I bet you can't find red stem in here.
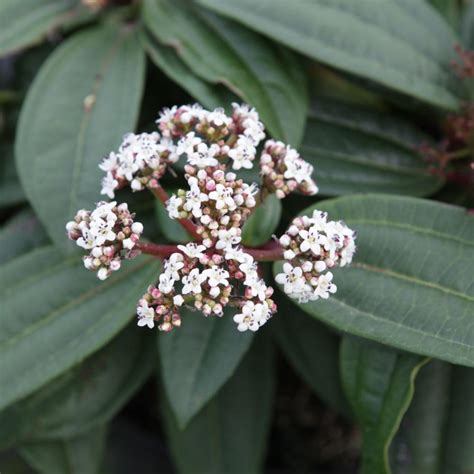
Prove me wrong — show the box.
[150,186,201,240]
[135,242,179,259]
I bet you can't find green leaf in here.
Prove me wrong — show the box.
[0,0,87,57]
[461,1,474,49]
[141,30,235,110]
[199,0,463,110]
[301,98,444,197]
[154,190,190,244]
[0,209,49,264]
[428,0,460,29]
[143,0,308,146]
[16,23,146,249]
[271,292,350,417]
[0,325,155,447]
[391,361,474,474]
[340,336,428,474]
[19,425,107,474]
[162,336,275,474]
[274,194,474,366]
[0,246,159,411]
[242,194,282,247]
[158,306,253,427]
[0,145,25,208]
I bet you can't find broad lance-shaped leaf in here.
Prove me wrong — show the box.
[162,336,275,474]
[158,306,253,428]
[0,325,155,448]
[142,0,308,146]
[391,361,474,474]
[271,291,351,418]
[461,1,474,51]
[0,145,25,209]
[141,31,236,111]
[0,246,159,411]
[18,425,107,474]
[199,0,464,110]
[274,194,474,366]
[0,0,88,57]
[301,98,444,197]
[340,336,428,474]
[16,23,145,249]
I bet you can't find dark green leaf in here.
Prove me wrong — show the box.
[302,98,444,196]
[158,306,253,427]
[19,425,107,474]
[143,0,308,145]
[242,194,282,247]
[16,23,145,248]
[340,336,428,474]
[461,1,474,49]
[274,194,474,366]
[0,246,159,411]
[0,325,154,447]
[0,209,49,264]
[0,0,87,57]
[428,0,460,29]
[199,0,463,109]
[162,336,275,474]
[391,361,474,474]
[0,145,25,208]
[271,291,351,417]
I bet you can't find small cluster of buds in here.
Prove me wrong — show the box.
[136,243,276,332]
[275,210,356,303]
[100,132,178,198]
[452,44,474,79]
[260,140,318,199]
[66,201,143,280]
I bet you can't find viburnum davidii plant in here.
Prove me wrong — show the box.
[66,103,356,332]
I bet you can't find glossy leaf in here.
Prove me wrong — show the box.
[428,0,460,28]
[301,98,444,196]
[0,145,25,208]
[271,291,351,417]
[158,307,253,427]
[163,336,275,474]
[141,30,235,110]
[143,0,308,146]
[340,336,428,474]
[199,0,463,109]
[0,0,87,57]
[274,194,474,366]
[391,361,474,474]
[16,23,145,248]
[0,246,159,411]
[19,425,107,474]
[242,194,282,247]
[461,1,474,49]
[0,325,155,448]
[0,209,49,264]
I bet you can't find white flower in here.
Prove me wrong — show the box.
[208,184,236,211]
[275,263,309,296]
[182,268,207,295]
[216,228,241,250]
[164,253,184,280]
[122,238,135,250]
[91,201,117,220]
[158,272,175,294]
[99,151,119,172]
[173,294,184,306]
[166,195,183,219]
[224,246,249,263]
[228,137,255,170]
[313,272,337,299]
[137,301,156,329]
[298,225,322,255]
[340,240,356,267]
[202,266,229,287]
[207,107,231,127]
[177,132,201,156]
[177,243,206,259]
[187,142,220,168]
[233,301,270,332]
[250,279,267,301]
[76,228,96,249]
[90,218,116,246]
[116,150,139,181]
[183,181,208,218]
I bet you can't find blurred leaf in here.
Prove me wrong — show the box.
[0,325,155,447]
[274,194,474,366]
[428,0,460,29]
[0,246,159,411]
[0,0,87,58]
[391,361,474,474]
[0,145,25,208]
[154,189,190,244]
[162,336,275,474]
[461,0,474,48]
[143,0,308,146]
[302,98,444,196]
[242,194,282,247]
[19,425,107,474]
[0,209,49,264]
[340,336,428,474]
[141,30,235,110]
[271,292,351,418]
[199,0,463,110]
[16,23,145,249]
[158,307,253,427]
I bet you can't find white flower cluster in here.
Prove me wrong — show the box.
[260,140,318,198]
[275,210,356,303]
[66,201,143,280]
[136,243,276,332]
[100,132,178,198]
